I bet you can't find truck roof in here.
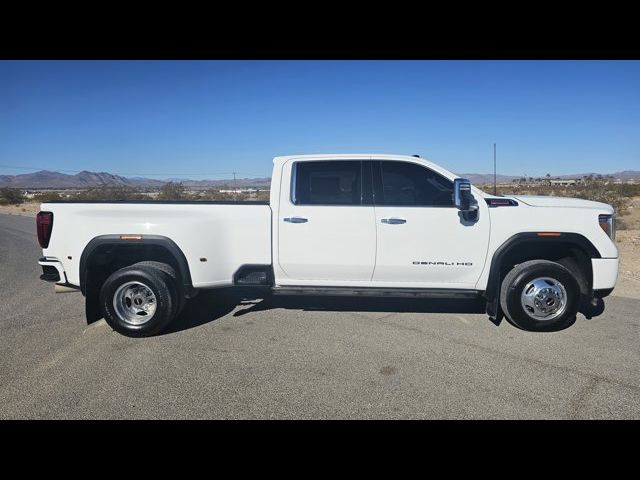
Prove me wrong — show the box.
[272,153,459,182]
[274,153,428,162]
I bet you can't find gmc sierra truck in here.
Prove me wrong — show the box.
[36,154,619,336]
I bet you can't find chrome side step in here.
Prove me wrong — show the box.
[271,286,482,299]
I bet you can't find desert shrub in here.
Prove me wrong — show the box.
[0,188,25,205]
[32,191,64,202]
[158,182,188,201]
[572,188,630,217]
[616,217,629,231]
[197,188,270,202]
[493,180,633,218]
[74,186,145,201]
[199,188,232,201]
[614,183,640,198]
[255,190,270,202]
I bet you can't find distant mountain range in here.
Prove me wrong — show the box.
[0,169,638,189]
[0,170,271,189]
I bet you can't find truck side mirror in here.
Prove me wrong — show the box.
[454,178,479,221]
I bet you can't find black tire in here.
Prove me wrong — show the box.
[131,261,186,316]
[500,260,580,332]
[556,256,606,319]
[557,256,590,316]
[99,264,177,337]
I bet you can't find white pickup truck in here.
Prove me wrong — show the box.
[36,154,619,336]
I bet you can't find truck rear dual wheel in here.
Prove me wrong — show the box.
[500,260,580,332]
[131,261,186,316]
[99,263,179,337]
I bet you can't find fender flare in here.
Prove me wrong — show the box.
[484,232,601,303]
[79,234,193,296]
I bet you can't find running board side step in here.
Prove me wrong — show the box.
[271,286,482,299]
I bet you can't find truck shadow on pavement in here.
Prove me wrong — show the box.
[163,289,487,334]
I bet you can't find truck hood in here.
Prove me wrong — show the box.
[509,195,614,212]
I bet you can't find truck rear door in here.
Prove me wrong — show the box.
[277,159,376,281]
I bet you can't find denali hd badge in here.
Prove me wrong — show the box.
[412,261,473,266]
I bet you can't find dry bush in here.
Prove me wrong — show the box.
[490,177,638,229]
[198,188,270,202]
[158,182,188,201]
[616,217,630,230]
[255,190,270,202]
[32,191,65,202]
[199,188,233,201]
[0,188,25,205]
[74,186,145,201]
[32,184,271,203]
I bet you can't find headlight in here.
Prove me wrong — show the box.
[599,214,615,240]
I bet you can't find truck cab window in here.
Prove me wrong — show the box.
[377,161,454,207]
[293,161,362,205]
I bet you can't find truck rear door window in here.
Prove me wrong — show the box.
[292,161,362,205]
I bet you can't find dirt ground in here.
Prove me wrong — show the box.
[3,199,638,299]
[0,202,41,216]
[614,196,640,299]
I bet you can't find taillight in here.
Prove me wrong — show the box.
[36,211,54,248]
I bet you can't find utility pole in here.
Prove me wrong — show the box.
[233,172,237,192]
[493,143,497,195]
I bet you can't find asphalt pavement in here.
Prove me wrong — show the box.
[1,213,639,419]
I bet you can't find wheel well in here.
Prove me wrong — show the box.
[85,243,181,285]
[485,233,599,313]
[484,239,596,323]
[80,236,193,323]
[497,241,592,295]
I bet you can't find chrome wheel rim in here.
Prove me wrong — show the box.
[113,281,157,325]
[520,276,568,321]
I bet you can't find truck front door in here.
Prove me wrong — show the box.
[371,159,490,288]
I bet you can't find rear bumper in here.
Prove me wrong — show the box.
[38,257,66,283]
[591,257,619,291]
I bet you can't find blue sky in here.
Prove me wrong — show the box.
[1,60,638,179]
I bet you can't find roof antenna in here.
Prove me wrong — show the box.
[493,143,497,196]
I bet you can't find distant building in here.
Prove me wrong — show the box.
[550,179,577,186]
[219,188,269,193]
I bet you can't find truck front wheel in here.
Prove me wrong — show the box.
[499,260,580,332]
[99,265,177,337]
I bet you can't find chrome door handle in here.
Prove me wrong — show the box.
[381,218,406,224]
[284,217,308,223]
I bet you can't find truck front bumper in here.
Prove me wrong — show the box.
[591,257,619,296]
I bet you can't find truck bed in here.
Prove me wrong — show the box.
[45,200,270,205]
[41,201,273,289]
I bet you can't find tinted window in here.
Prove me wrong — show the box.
[378,161,453,206]
[293,161,362,205]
